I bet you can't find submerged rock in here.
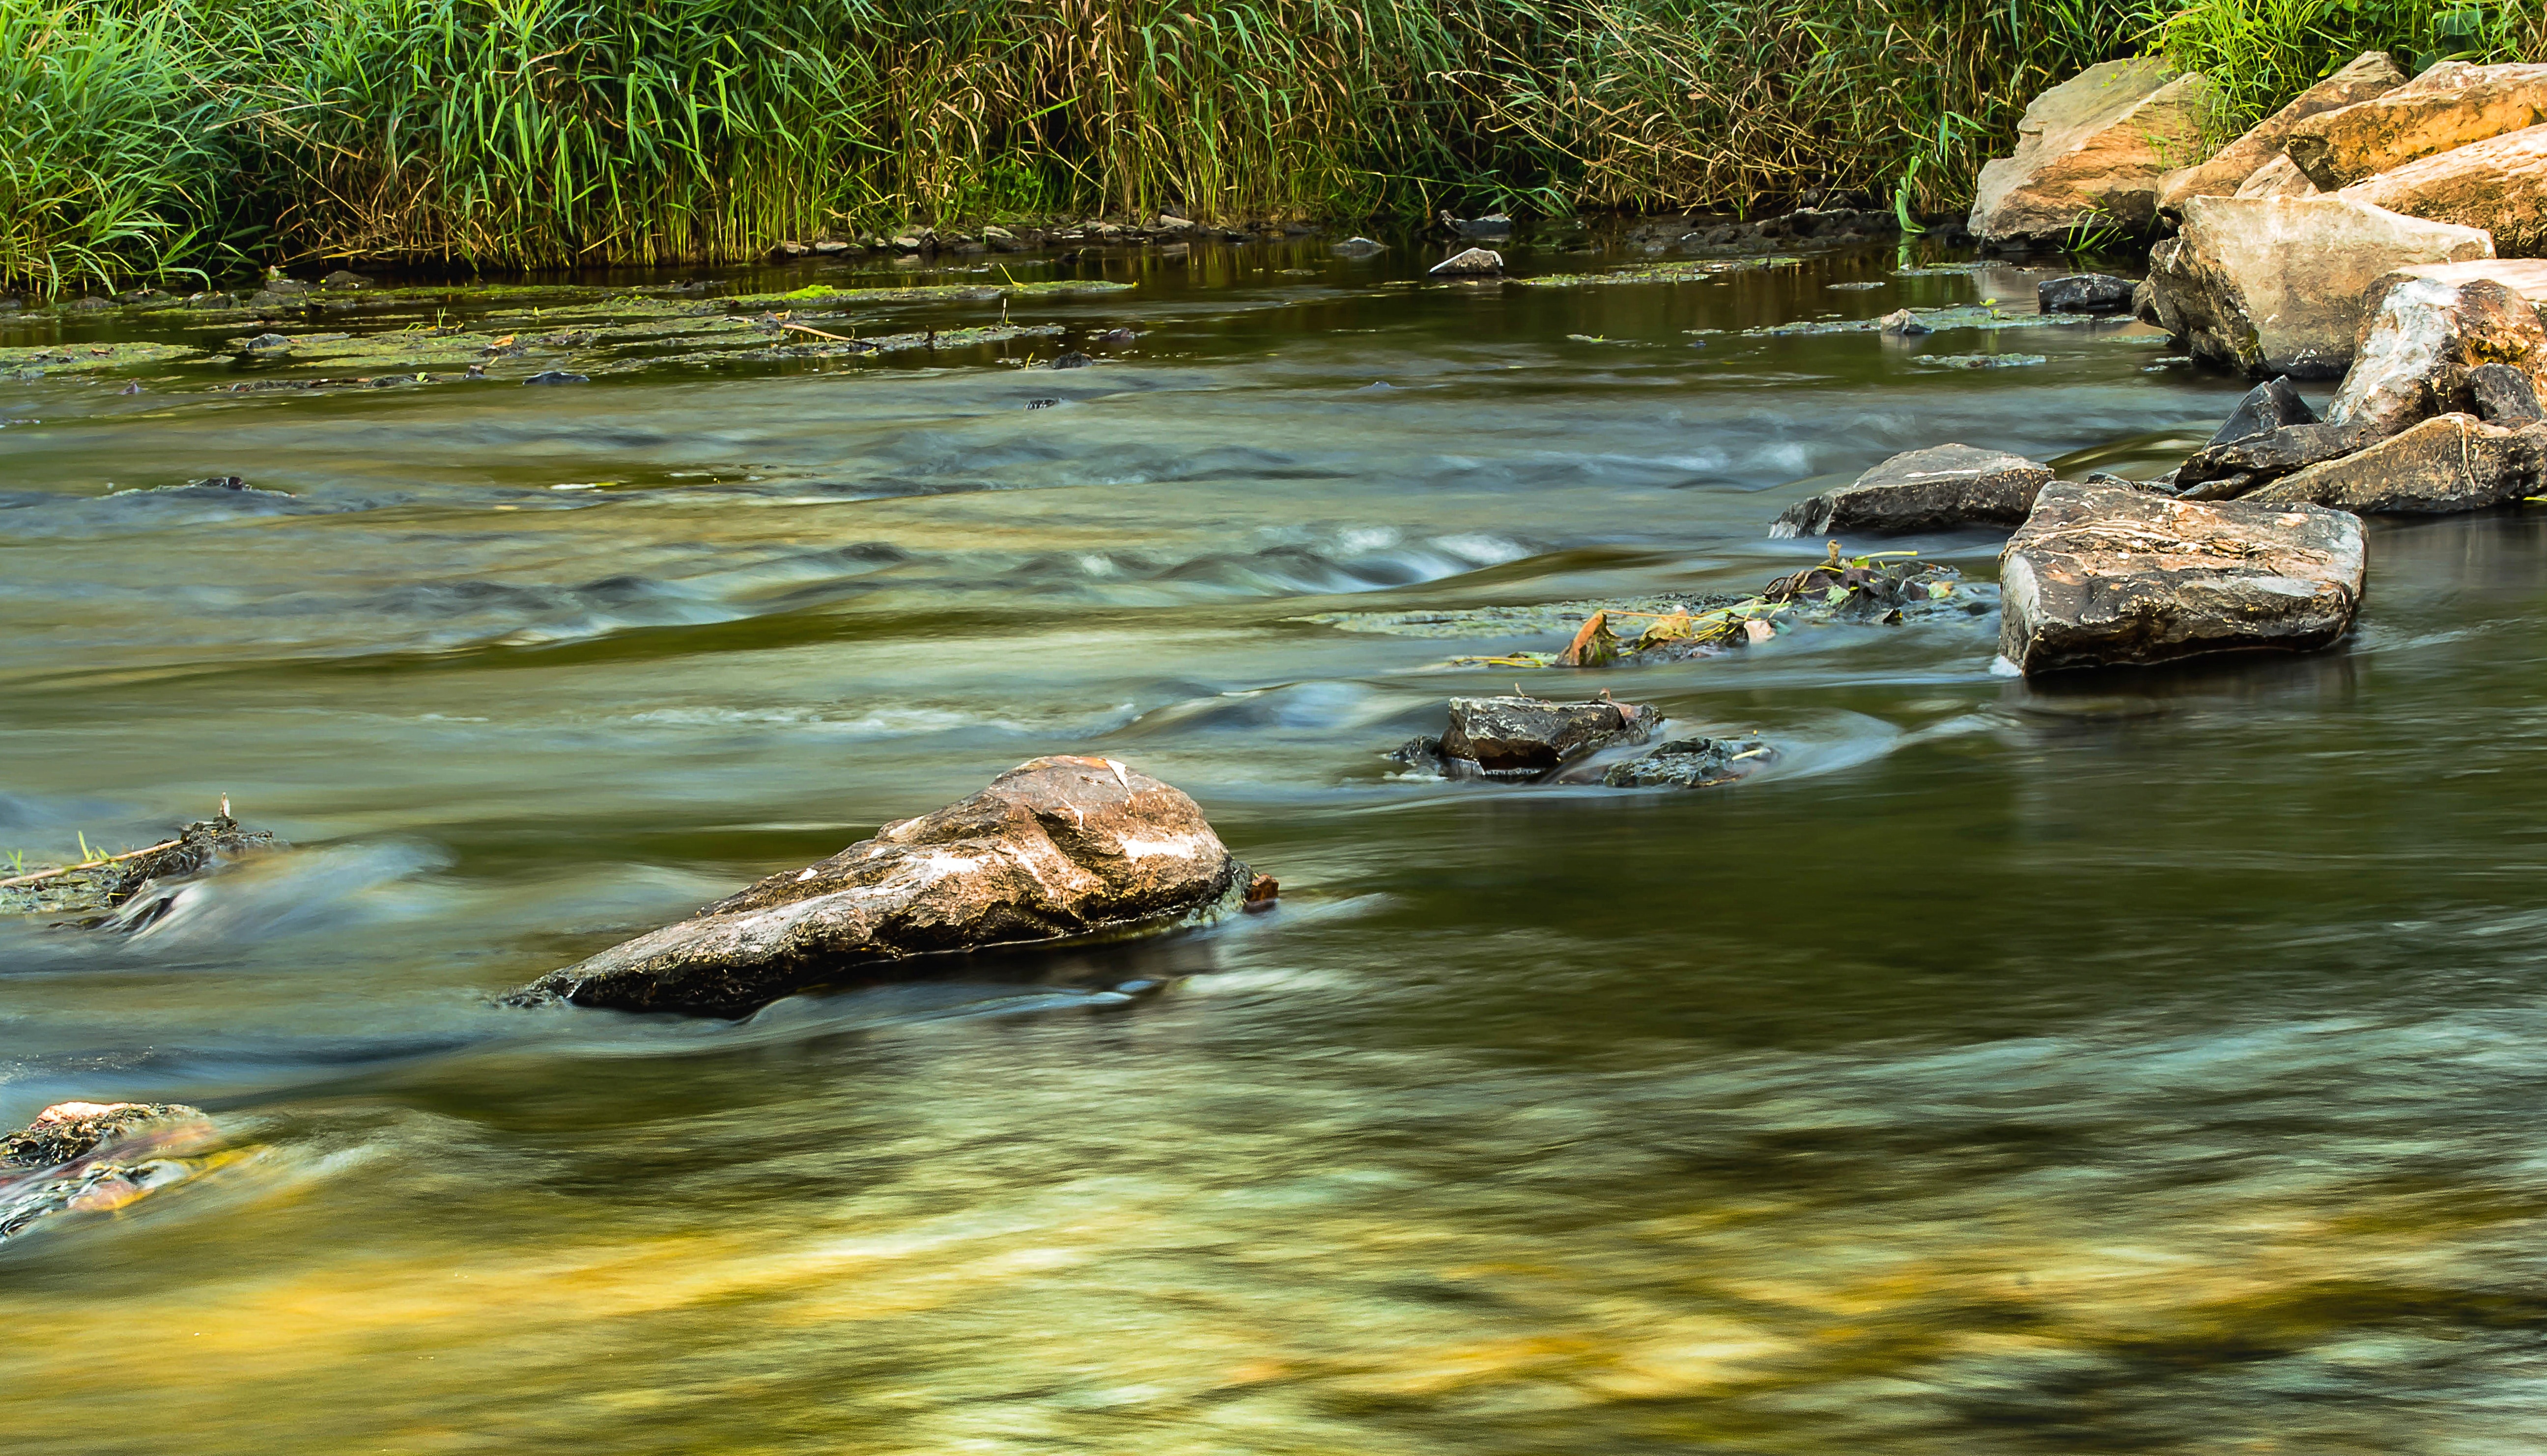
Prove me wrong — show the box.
[1969,58,2215,243]
[1332,237,1386,256]
[1772,444,2052,537]
[1394,696,1658,781]
[2247,412,2545,512]
[1,1101,214,1242]
[1600,736,1775,788]
[1442,695,1657,776]
[523,369,589,385]
[1430,247,1504,277]
[2037,273,2136,313]
[509,756,1250,1016]
[1998,482,2366,674]
[2286,60,2547,191]
[319,269,372,290]
[2159,51,2407,208]
[2328,273,2547,440]
[2148,195,2493,376]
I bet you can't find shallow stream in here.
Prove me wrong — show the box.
[7,227,2546,1453]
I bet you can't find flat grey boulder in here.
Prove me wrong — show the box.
[2247,412,2544,512]
[1773,444,2053,537]
[1970,59,2215,242]
[2159,51,2407,208]
[510,756,1249,1016]
[1998,482,2366,674]
[2147,195,2493,376]
[2286,60,2547,190]
[2329,272,2547,440]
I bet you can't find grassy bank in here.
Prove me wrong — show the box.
[1,0,2537,290]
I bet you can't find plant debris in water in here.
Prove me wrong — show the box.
[1302,546,1984,668]
[1515,257,1802,288]
[1913,352,2048,369]
[1745,304,2097,338]
[0,813,278,924]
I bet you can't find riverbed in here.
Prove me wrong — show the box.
[7,227,2546,1452]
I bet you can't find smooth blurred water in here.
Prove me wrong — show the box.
[9,228,2547,1453]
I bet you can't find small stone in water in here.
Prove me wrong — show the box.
[524,370,589,385]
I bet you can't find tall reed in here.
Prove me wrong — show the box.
[3,0,2543,290]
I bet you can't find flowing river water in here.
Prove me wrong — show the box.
[6,228,2547,1453]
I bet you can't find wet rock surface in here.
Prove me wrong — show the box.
[2149,195,2494,376]
[1425,695,1658,779]
[2330,274,2547,440]
[1599,736,1775,789]
[2248,412,2545,512]
[2469,361,2546,422]
[1430,247,1504,277]
[2174,421,2377,500]
[0,1102,215,1242]
[1999,482,2367,674]
[509,757,1249,1016]
[1773,444,2053,537]
[2037,273,2136,313]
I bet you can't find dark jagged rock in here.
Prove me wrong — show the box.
[508,756,1249,1017]
[2247,412,2546,513]
[1332,237,1385,256]
[1048,351,1094,369]
[2210,376,2319,445]
[0,1101,214,1242]
[319,269,371,289]
[2174,421,2376,498]
[1999,482,2365,674]
[1399,695,1658,780]
[2468,362,2546,424]
[1600,736,1775,788]
[2132,278,2162,325]
[2038,273,2137,313]
[523,370,589,385]
[1772,444,2052,537]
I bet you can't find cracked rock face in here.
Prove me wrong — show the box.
[1998,483,2366,674]
[511,756,1247,1016]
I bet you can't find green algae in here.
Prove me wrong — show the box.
[1745,304,2100,338]
[728,279,1136,308]
[1514,256,1804,287]
[0,340,203,377]
[1911,352,2048,369]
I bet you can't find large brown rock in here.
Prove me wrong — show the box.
[2327,273,2547,439]
[2286,60,2547,190]
[2147,195,2493,376]
[2160,51,2406,208]
[510,757,1250,1016]
[1998,483,2366,674]
[1970,59,2217,243]
[2234,154,2320,198]
[1772,444,2052,537]
[2246,412,2544,512]
[2339,122,2547,254]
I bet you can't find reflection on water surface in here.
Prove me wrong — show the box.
[6,229,2546,1453]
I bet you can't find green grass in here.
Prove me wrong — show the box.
[1,0,2538,291]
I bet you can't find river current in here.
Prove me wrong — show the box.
[6,229,2546,1453]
